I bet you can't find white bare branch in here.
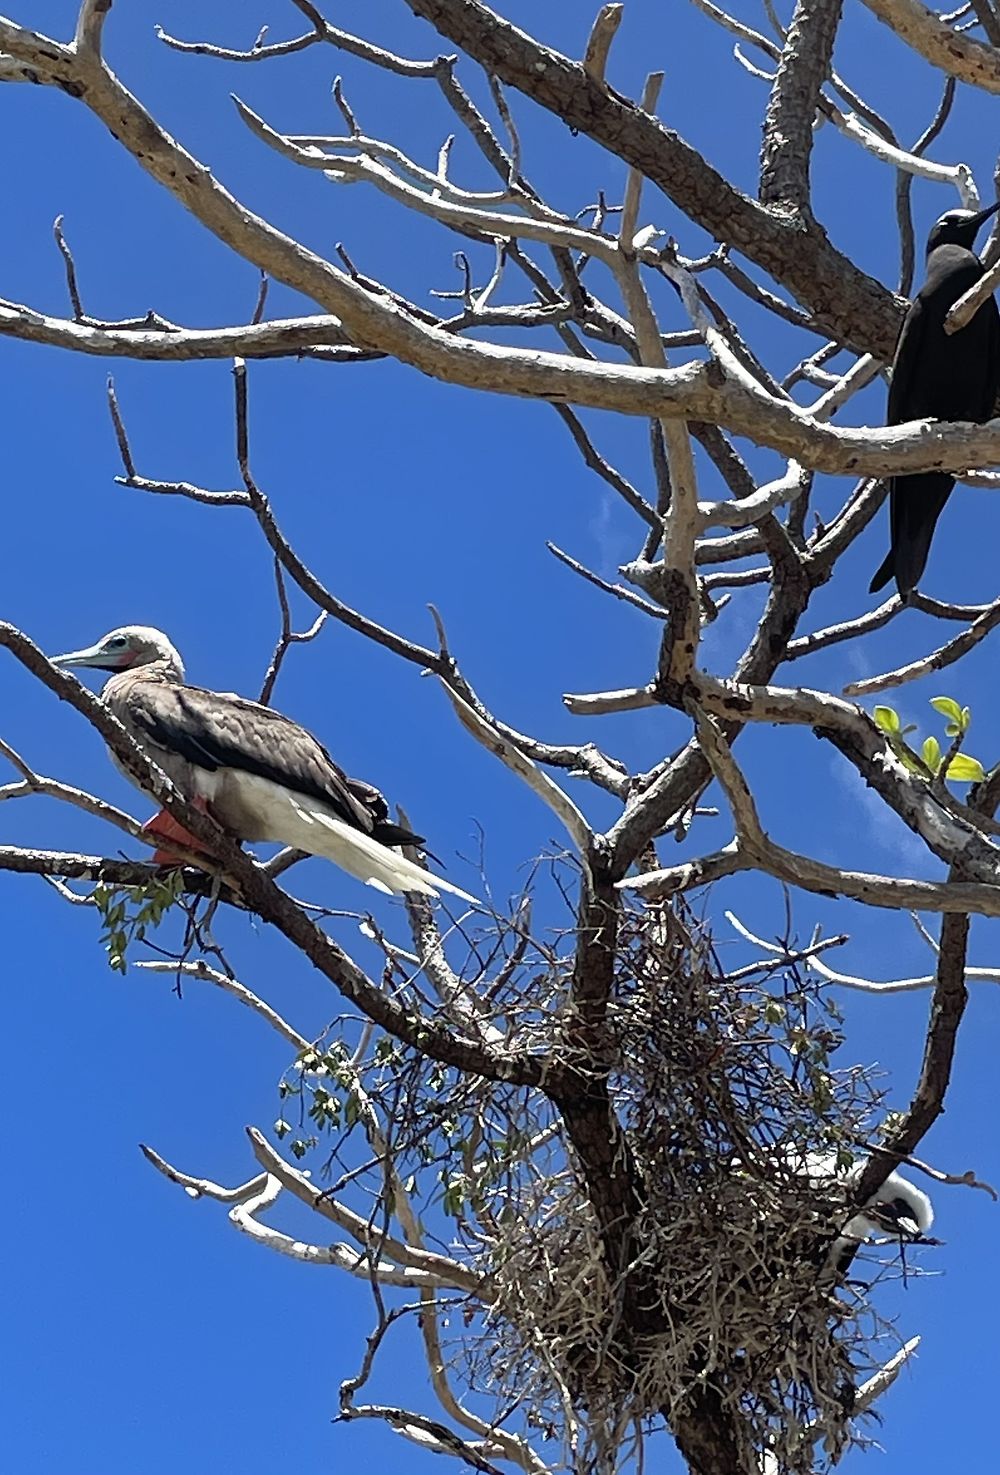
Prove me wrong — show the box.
[437,681,594,861]
[133,959,312,1051]
[247,1128,489,1297]
[946,253,1000,333]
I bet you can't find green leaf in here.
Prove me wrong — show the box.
[930,695,963,725]
[442,1179,466,1218]
[944,753,986,783]
[873,705,900,734]
[922,735,941,772]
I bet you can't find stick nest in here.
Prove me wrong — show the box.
[461,901,917,1473]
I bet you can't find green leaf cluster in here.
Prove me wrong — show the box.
[92,873,184,973]
[872,695,987,783]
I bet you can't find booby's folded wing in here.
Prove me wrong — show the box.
[121,679,424,846]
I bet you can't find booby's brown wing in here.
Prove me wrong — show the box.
[123,679,424,845]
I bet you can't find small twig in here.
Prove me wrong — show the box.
[332,74,360,136]
[547,543,667,618]
[251,271,269,325]
[140,1143,267,1203]
[155,25,323,63]
[784,597,902,660]
[550,405,658,528]
[486,73,521,184]
[853,1338,920,1417]
[52,215,83,319]
[808,951,1000,992]
[134,959,311,1051]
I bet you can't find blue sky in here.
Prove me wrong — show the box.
[1,2,998,1471]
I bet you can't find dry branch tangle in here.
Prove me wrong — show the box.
[403,0,904,355]
[1,14,999,482]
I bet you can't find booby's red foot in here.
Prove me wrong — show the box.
[142,801,214,866]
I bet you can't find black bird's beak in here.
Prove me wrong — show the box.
[971,198,1000,232]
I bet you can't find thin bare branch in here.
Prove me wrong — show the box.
[583,5,625,85]
[75,0,112,56]
[134,959,311,1052]
[437,681,594,861]
[844,596,1000,696]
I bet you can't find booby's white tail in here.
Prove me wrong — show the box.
[286,796,478,905]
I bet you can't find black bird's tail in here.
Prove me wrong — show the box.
[869,473,954,597]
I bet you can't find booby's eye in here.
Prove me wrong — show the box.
[106,635,128,650]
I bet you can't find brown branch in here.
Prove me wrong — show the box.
[0,299,357,359]
[0,844,212,890]
[75,0,111,55]
[784,596,901,660]
[759,0,845,210]
[550,404,657,527]
[971,0,1000,45]
[861,0,1000,90]
[854,760,1000,1210]
[156,26,322,64]
[896,75,956,295]
[547,543,667,618]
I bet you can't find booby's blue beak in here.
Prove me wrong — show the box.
[50,635,130,671]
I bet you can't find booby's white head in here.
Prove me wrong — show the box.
[51,626,184,681]
[777,1148,934,1243]
[844,1164,934,1242]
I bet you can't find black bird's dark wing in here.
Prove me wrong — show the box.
[869,471,954,595]
[873,222,1000,596]
[124,680,424,847]
[870,298,942,594]
[872,266,965,596]
[886,296,927,427]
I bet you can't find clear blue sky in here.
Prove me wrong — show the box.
[2,3,998,1471]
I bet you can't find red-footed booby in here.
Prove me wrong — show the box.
[51,625,476,904]
[785,1149,934,1265]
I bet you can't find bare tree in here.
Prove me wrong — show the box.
[2,3,999,1472]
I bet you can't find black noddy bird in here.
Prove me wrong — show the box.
[870,200,1000,598]
[51,625,477,903]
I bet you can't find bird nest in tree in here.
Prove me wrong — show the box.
[460,901,916,1474]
